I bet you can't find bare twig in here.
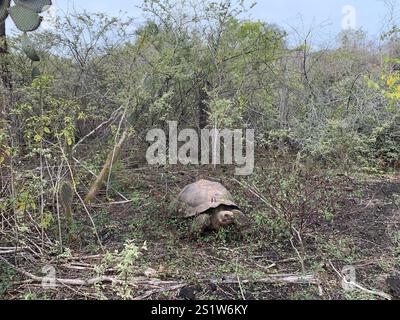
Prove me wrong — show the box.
[73,105,124,151]
[232,178,282,215]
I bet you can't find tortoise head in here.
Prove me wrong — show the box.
[211,210,235,229]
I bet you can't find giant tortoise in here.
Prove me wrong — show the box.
[176,179,251,237]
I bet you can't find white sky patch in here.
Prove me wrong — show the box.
[40,5,58,31]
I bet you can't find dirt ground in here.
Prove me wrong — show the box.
[1,160,399,300]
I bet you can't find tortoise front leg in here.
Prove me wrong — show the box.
[191,214,211,238]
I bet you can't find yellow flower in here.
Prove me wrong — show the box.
[386,76,396,87]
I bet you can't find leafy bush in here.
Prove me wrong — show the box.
[94,240,147,300]
[259,129,301,154]
[303,120,370,168]
[248,168,355,238]
[0,262,15,298]
[370,115,400,168]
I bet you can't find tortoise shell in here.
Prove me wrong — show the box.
[177,179,238,218]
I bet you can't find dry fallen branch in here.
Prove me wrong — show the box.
[0,255,183,288]
[0,247,28,255]
[329,260,392,300]
[0,255,320,297]
[211,273,320,286]
[0,250,22,255]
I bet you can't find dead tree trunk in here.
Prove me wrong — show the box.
[84,128,129,203]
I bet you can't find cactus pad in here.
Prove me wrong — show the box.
[16,0,52,13]
[0,0,10,23]
[21,33,40,61]
[9,4,43,32]
[31,66,41,78]
[60,182,74,207]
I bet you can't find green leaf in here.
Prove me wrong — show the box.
[39,211,54,229]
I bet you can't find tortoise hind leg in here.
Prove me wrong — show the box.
[190,214,211,239]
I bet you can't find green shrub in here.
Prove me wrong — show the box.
[259,129,301,154]
[369,115,400,168]
[304,120,370,168]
